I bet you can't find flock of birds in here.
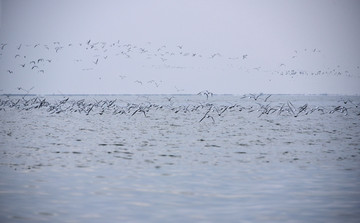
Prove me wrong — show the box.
[1,40,358,86]
[0,92,358,124]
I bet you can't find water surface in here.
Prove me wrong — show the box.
[0,94,359,222]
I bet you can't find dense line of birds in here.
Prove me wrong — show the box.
[1,92,358,123]
[1,40,358,80]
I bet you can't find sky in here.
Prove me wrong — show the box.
[0,0,360,95]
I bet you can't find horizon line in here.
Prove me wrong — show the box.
[1,93,359,97]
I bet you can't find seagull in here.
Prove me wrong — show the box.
[199,105,215,123]
[17,87,34,93]
[165,96,174,102]
[148,80,159,87]
[249,93,263,100]
[55,47,62,52]
[175,86,184,92]
[198,90,214,99]
[253,67,261,71]
[93,58,99,64]
[7,70,13,74]
[242,54,248,59]
[0,43,7,50]
[264,94,272,102]
[210,53,221,58]
[134,80,143,85]
[131,108,148,117]
[31,65,39,70]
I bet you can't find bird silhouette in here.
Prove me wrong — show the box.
[134,80,143,85]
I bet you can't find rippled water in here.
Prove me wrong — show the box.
[0,94,360,223]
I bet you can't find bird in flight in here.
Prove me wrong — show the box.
[165,96,174,102]
[175,86,184,92]
[148,80,160,87]
[134,80,143,85]
[198,90,214,99]
[0,43,7,50]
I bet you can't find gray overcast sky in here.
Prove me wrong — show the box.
[0,0,360,94]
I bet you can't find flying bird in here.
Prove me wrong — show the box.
[198,90,214,99]
[0,43,7,50]
[175,86,184,92]
[17,87,34,93]
[134,80,143,85]
[165,96,174,102]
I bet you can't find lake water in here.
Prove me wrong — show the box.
[0,94,359,222]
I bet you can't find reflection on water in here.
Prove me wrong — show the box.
[0,95,360,222]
